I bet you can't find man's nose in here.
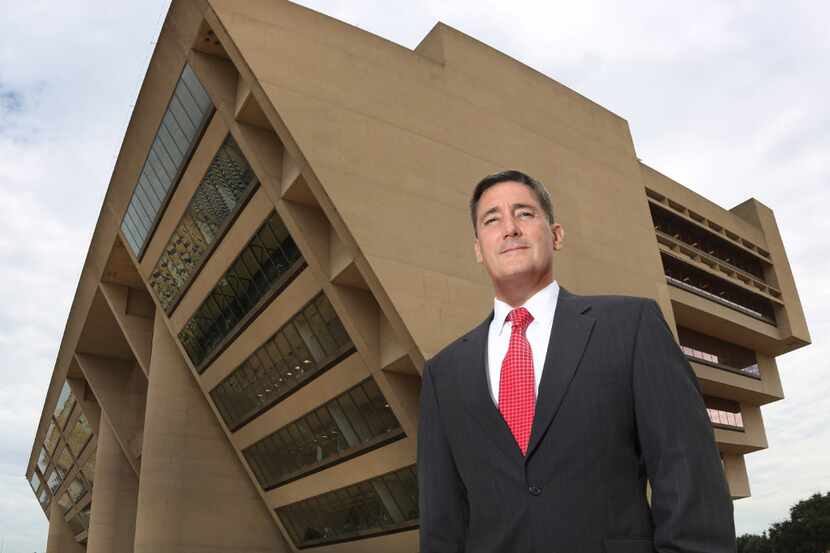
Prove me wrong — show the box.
[503,214,521,237]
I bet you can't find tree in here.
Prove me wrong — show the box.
[737,532,773,553]
[768,492,830,553]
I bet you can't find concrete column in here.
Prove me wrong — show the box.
[45,500,85,553]
[133,310,290,553]
[86,416,138,553]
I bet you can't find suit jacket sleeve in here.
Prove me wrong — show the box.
[417,359,469,553]
[632,299,736,553]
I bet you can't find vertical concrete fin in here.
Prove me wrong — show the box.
[74,353,145,475]
[86,417,138,553]
[134,310,291,553]
[45,499,86,553]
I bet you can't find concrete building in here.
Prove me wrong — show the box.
[25,1,810,551]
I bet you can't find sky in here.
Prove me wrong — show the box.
[1,1,827,551]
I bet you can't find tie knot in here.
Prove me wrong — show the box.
[507,307,533,333]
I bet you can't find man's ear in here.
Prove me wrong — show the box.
[474,238,483,263]
[551,223,565,251]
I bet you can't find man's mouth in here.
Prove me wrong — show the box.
[501,245,528,254]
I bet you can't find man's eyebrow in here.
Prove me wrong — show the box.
[479,206,500,221]
[478,203,538,222]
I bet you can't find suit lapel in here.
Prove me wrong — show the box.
[458,315,525,465]
[524,287,596,461]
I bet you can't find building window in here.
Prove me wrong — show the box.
[36,446,49,473]
[210,293,354,431]
[44,421,60,453]
[650,202,765,279]
[55,445,74,479]
[57,492,73,513]
[55,383,75,429]
[662,252,776,324]
[277,464,419,548]
[67,477,87,504]
[66,413,93,457]
[120,63,214,257]
[28,471,41,494]
[704,396,744,430]
[178,211,305,371]
[678,327,760,378]
[244,377,405,490]
[66,503,92,537]
[46,468,62,494]
[149,134,259,312]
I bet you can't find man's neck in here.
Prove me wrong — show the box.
[494,273,554,308]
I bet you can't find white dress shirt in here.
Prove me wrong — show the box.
[486,280,560,406]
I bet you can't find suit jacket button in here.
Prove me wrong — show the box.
[528,485,542,496]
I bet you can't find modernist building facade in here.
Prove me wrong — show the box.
[26,1,811,552]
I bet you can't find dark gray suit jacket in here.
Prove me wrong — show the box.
[417,286,736,553]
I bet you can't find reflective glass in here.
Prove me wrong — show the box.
[47,468,62,494]
[54,383,75,428]
[277,465,418,547]
[44,421,60,453]
[38,487,49,506]
[28,471,41,493]
[121,63,213,256]
[210,293,353,431]
[68,478,87,503]
[36,447,49,473]
[57,492,73,513]
[55,446,74,478]
[178,211,304,370]
[66,413,92,456]
[244,377,404,490]
[149,135,258,311]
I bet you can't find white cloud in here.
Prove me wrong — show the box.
[1,0,827,549]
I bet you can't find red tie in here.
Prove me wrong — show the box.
[499,307,536,456]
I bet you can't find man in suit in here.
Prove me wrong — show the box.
[417,170,736,553]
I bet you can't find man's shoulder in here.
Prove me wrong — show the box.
[559,286,656,317]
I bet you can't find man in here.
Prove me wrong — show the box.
[417,170,735,553]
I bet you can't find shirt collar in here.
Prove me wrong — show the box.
[494,279,560,337]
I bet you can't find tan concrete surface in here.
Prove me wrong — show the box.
[133,310,289,553]
[86,417,138,553]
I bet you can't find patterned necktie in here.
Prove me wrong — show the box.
[498,307,536,456]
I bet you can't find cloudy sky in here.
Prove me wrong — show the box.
[1,1,827,551]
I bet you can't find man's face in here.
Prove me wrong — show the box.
[473,181,564,289]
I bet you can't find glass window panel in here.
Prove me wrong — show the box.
[55,446,73,478]
[57,492,73,513]
[38,487,49,506]
[121,63,213,256]
[44,422,60,453]
[211,293,354,431]
[276,465,418,548]
[178,211,304,370]
[66,414,93,457]
[243,378,402,489]
[67,478,87,503]
[37,447,49,473]
[167,94,198,136]
[47,468,63,494]
[28,471,42,493]
[55,386,76,429]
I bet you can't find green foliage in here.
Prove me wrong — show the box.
[739,491,830,553]
[737,532,773,553]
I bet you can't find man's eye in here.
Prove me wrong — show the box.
[483,217,497,225]
[518,211,534,218]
